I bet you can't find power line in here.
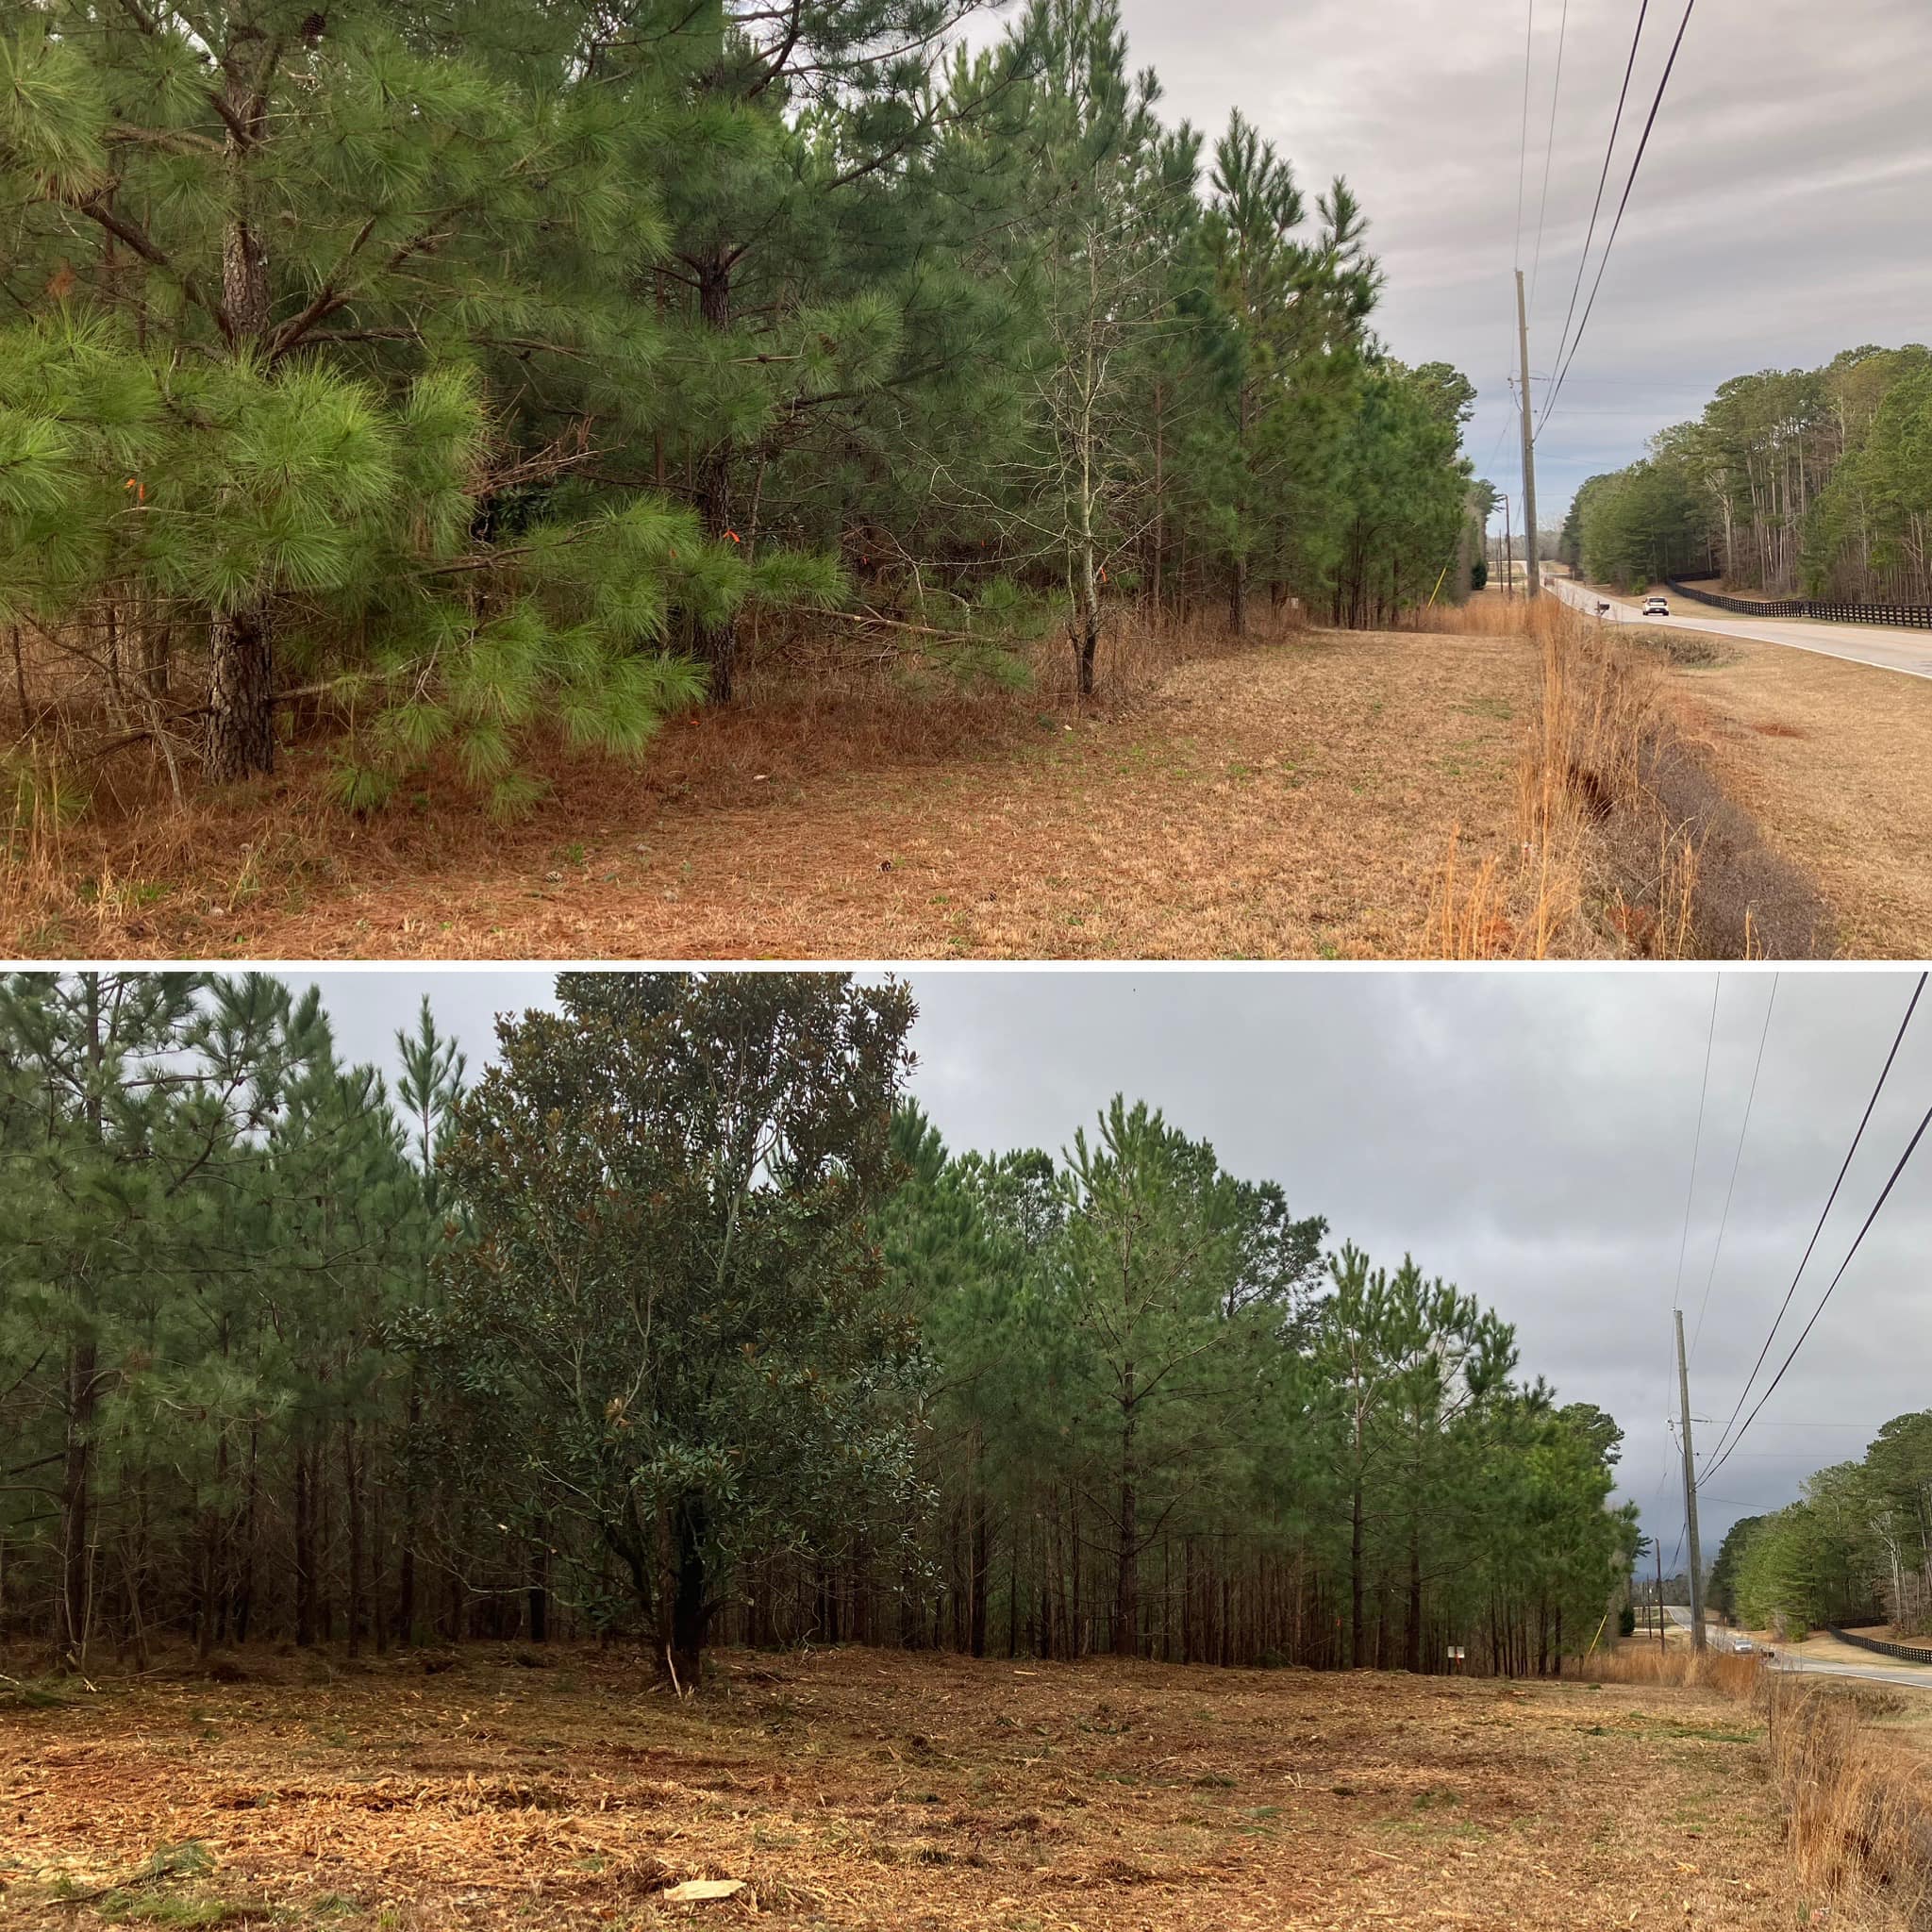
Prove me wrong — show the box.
[1526,0,1572,310]
[1537,0,1696,438]
[1542,0,1649,401]
[1703,1021,1932,1488]
[1670,975,1722,1310]
[1524,375,1714,392]
[1514,0,1536,267]
[1700,972,1925,1474]
[1688,973,1777,1364]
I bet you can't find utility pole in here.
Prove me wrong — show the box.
[1674,1308,1707,1653]
[1515,269,1541,600]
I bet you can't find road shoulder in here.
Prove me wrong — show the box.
[1655,638,1932,957]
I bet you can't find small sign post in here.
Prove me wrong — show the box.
[1446,1645,1466,1674]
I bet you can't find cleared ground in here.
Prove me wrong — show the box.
[0,1646,1807,1931]
[6,629,1529,961]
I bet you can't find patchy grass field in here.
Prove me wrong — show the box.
[4,628,1530,961]
[2,1645,1811,1930]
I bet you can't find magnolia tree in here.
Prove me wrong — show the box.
[437,971,922,1687]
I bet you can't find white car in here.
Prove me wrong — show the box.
[1641,595,1671,617]
[1727,1637,1755,1654]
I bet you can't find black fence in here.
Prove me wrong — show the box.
[1824,1624,1932,1666]
[1664,579,1932,631]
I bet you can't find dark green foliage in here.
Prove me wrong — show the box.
[1721,1412,1932,1637]
[0,973,1633,1683]
[436,973,921,1682]
[0,1,828,794]
[1571,344,1932,599]
[1709,1513,1763,1623]
[0,969,434,1664]
[0,0,1480,804]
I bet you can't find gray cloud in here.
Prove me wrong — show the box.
[294,965,1932,1566]
[1104,0,1932,521]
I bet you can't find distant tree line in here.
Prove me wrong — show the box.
[0,0,1483,804]
[0,972,1636,1684]
[1709,1414,1932,1641]
[1558,345,1932,599]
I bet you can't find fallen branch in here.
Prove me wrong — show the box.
[808,607,980,643]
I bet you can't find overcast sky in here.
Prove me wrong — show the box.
[293,965,1932,1569]
[1089,0,1932,526]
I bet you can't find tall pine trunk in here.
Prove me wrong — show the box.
[344,1418,364,1658]
[235,1424,258,1645]
[204,52,277,780]
[1406,1519,1423,1674]
[1113,1368,1138,1657]
[58,975,107,1669]
[969,1474,990,1660]
[1228,386,1249,636]
[293,1446,316,1647]
[1349,1472,1365,1667]
[692,255,741,701]
[59,1340,96,1666]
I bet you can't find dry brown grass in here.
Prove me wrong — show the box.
[1657,637,1932,959]
[1410,594,1829,958]
[1590,1642,1932,1930]
[2,615,1535,961]
[1,1642,1815,1930]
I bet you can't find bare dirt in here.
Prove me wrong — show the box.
[1,1644,1808,1930]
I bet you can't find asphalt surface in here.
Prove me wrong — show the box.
[1771,1653,1932,1693]
[1659,1605,1932,1693]
[1547,575,1932,682]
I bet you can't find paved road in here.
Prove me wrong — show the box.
[1770,1653,1932,1694]
[1547,575,1932,682]
[1660,1605,1932,1693]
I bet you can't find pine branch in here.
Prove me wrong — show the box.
[56,185,236,341]
[267,223,457,361]
[105,123,225,158]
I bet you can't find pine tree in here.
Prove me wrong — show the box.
[0,970,330,1664]
[0,4,810,799]
[606,0,1021,698]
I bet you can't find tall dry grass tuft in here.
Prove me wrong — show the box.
[1410,591,1824,958]
[1588,1638,1766,1700]
[1589,1645,1932,1928]
[1414,595,1612,956]
[1770,1680,1932,1927]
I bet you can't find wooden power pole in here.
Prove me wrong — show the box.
[1515,269,1541,600]
[1674,1308,1707,1653]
